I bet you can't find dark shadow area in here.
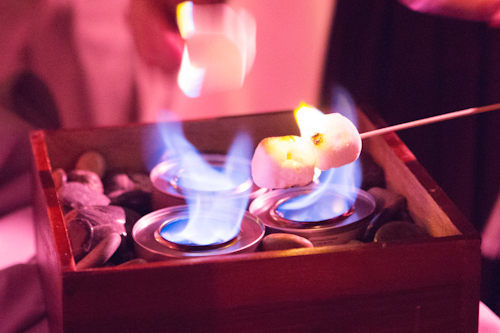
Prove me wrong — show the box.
[322,0,500,315]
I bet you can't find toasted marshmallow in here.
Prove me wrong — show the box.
[251,136,316,189]
[310,113,361,170]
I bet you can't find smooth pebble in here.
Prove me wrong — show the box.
[117,258,148,267]
[262,233,313,251]
[363,187,408,241]
[75,151,106,178]
[104,173,135,194]
[64,205,127,261]
[374,221,430,243]
[76,233,122,270]
[51,168,67,189]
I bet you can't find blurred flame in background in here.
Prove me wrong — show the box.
[176,1,256,98]
[155,110,252,245]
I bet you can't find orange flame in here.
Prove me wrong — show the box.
[294,102,327,140]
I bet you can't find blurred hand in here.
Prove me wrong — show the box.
[127,0,226,74]
[399,0,500,26]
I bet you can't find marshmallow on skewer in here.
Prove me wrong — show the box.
[310,113,362,170]
[295,104,361,170]
[251,136,316,189]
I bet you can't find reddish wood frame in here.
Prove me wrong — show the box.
[31,110,481,332]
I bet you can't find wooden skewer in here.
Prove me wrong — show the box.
[359,103,500,140]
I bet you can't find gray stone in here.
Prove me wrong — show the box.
[68,169,104,193]
[58,182,111,213]
[51,168,67,190]
[374,221,431,243]
[108,189,152,217]
[75,151,106,178]
[76,233,122,270]
[104,173,135,194]
[64,205,127,261]
[129,173,153,193]
[118,258,148,267]
[65,217,93,260]
[363,187,409,242]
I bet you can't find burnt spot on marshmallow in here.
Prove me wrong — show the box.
[312,133,323,146]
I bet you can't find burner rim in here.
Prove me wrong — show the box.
[150,154,261,199]
[249,184,376,235]
[132,205,265,260]
[154,216,239,252]
[270,192,355,228]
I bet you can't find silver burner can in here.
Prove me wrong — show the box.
[132,205,265,261]
[249,184,376,247]
[150,154,268,210]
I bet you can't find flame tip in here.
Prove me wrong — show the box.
[177,1,194,39]
[294,103,326,138]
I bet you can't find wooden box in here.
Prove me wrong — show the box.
[31,109,481,332]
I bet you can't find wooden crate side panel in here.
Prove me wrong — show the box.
[364,133,461,237]
[62,239,480,332]
[33,173,64,333]
[42,125,160,173]
[30,131,65,333]
[64,287,463,333]
[181,110,301,152]
[30,131,75,270]
[33,110,482,332]
[42,111,300,173]
[358,109,478,238]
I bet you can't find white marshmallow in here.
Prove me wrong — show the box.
[251,136,316,189]
[309,113,362,170]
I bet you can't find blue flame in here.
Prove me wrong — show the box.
[155,111,252,245]
[278,87,362,220]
